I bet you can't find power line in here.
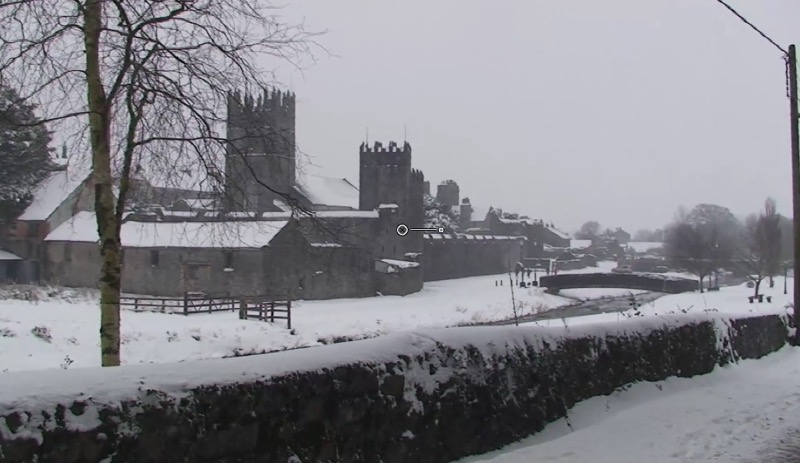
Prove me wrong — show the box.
[714,0,788,55]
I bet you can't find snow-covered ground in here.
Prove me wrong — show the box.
[558,288,649,301]
[525,277,792,328]
[457,345,800,463]
[0,261,710,373]
[0,274,574,373]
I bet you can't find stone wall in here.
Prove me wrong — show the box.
[0,312,789,463]
[422,234,525,282]
[540,272,700,294]
[376,265,423,296]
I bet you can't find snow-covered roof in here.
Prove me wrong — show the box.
[294,175,359,209]
[570,239,592,249]
[17,168,90,221]
[46,211,288,248]
[547,226,571,239]
[628,241,664,253]
[176,198,216,210]
[0,249,21,261]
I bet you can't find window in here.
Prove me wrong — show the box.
[150,250,160,266]
[28,223,39,238]
[63,245,72,262]
[223,251,234,269]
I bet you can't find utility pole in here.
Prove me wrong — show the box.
[789,45,800,344]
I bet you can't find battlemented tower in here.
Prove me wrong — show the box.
[224,88,296,212]
[359,141,424,258]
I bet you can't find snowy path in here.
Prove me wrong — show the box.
[457,347,800,463]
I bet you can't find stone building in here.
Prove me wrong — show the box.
[5,86,567,297]
[436,180,459,208]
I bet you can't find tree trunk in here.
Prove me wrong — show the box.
[699,275,705,293]
[770,275,775,288]
[754,279,761,298]
[84,0,121,367]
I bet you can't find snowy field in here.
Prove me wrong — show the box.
[0,273,574,373]
[525,277,792,328]
[458,345,800,463]
[0,261,708,373]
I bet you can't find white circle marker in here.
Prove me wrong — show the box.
[438,227,445,233]
[396,224,409,236]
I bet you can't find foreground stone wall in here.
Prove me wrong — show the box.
[0,313,789,463]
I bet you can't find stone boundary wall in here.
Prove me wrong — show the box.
[0,312,790,463]
[540,272,700,294]
[422,234,525,282]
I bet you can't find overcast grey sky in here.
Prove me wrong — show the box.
[273,0,800,234]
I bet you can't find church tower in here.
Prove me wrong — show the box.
[224,88,296,212]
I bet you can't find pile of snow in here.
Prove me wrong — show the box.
[458,345,800,463]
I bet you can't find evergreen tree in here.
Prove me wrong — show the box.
[0,82,55,222]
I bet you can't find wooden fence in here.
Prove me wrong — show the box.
[238,299,292,329]
[119,292,292,328]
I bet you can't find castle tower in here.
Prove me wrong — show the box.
[359,140,423,258]
[224,88,296,212]
[436,180,459,207]
[460,197,473,230]
[359,141,412,212]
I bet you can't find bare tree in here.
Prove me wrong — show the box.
[664,221,714,292]
[0,0,321,366]
[739,213,769,298]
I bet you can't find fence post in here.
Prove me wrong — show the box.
[238,299,245,320]
[183,292,189,316]
[287,300,292,330]
[270,301,275,323]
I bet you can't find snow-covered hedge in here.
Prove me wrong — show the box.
[0,312,789,463]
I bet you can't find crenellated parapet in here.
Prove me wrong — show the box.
[227,87,295,118]
[359,140,411,154]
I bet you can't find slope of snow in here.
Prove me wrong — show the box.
[0,249,21,261]
[294,175,359,209]
[17,169,89,221]
[457,345,800,463]
[45,211,289,248]
[0,275,574,373]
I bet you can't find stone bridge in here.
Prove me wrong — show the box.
[539,272,699,294]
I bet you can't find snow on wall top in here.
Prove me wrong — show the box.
[45,211,288,248]
[17,168,90,221]
[0,249,21,261]
[628,241,664,253]
[294,175,359,209]
[0,312,779,415]
[424,233,525,241]
[380,258,420,269]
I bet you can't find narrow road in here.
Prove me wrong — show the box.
[479,291,666,326]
